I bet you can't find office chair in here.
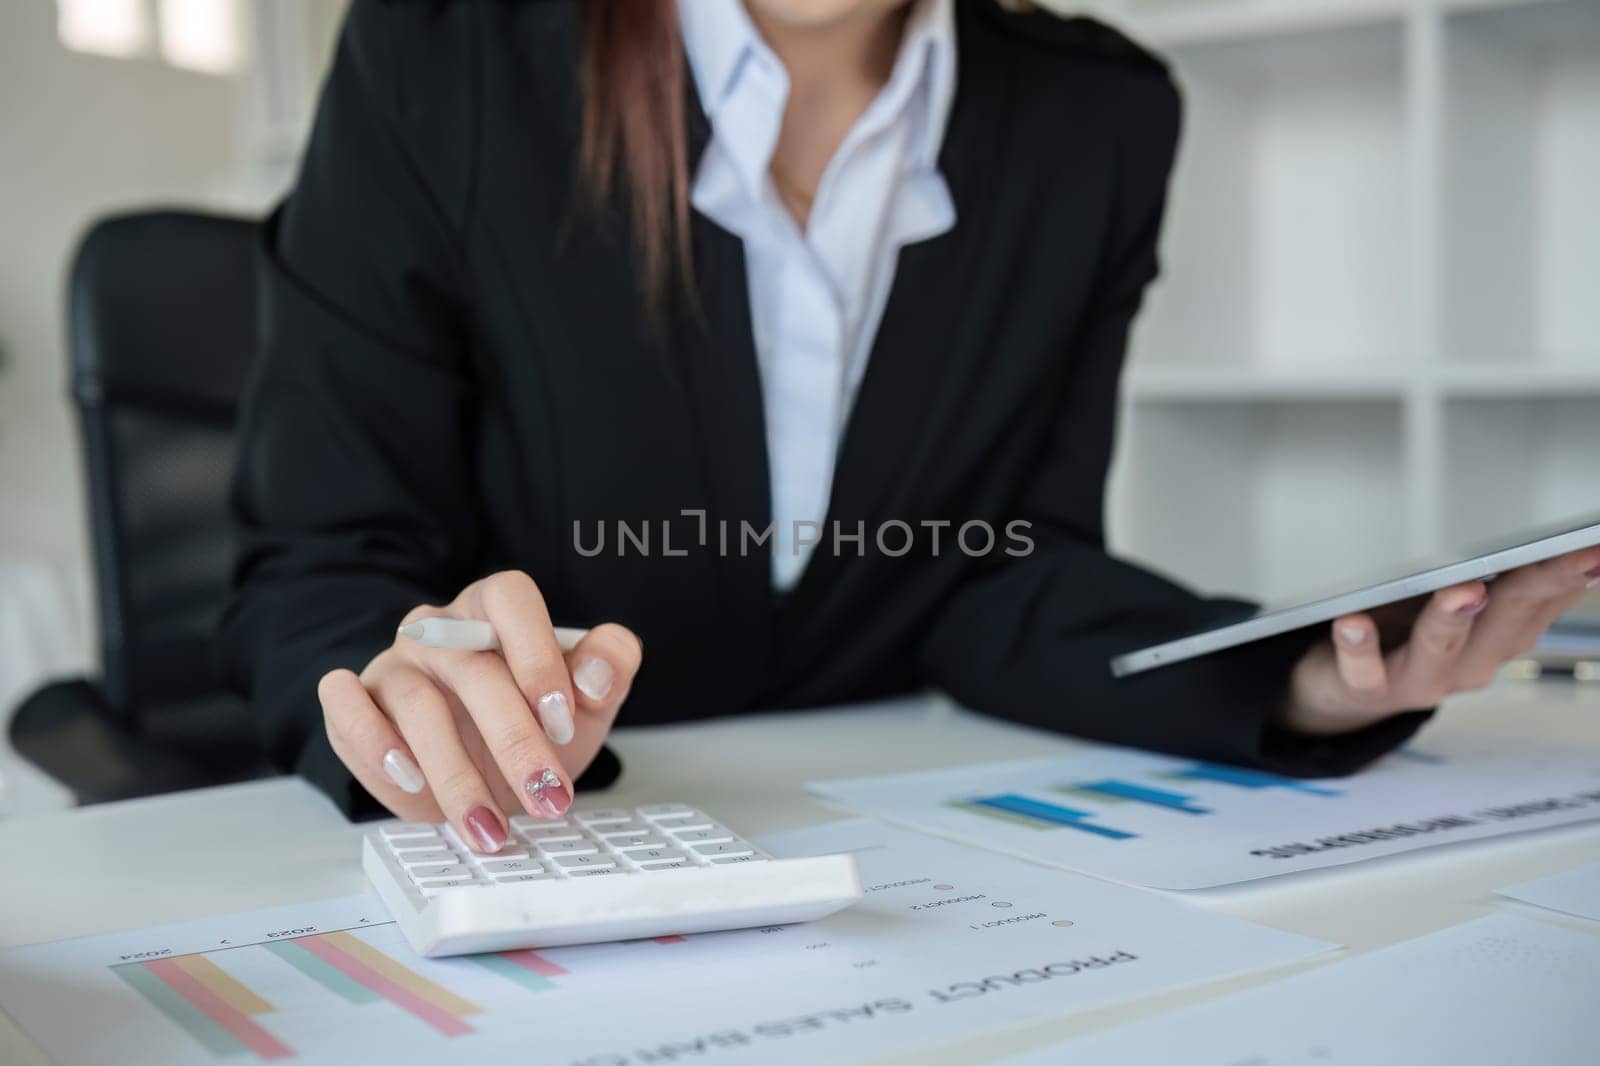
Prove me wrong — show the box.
[9,211,275,803]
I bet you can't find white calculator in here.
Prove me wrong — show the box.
[363,803,863,957]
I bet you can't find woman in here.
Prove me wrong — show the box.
[222,0,1599,855]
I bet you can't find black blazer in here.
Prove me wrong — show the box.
[222,0,1428,817]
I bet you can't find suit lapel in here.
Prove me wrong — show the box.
[674,84,779,674]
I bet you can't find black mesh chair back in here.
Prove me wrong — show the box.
[70,211,258,718]
[9,210,270,802]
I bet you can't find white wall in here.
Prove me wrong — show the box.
[0,2,233,571]
[0,1,341,668]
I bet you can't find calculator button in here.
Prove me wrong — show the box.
[575,808,635,825]
[566,867,622,877]
[410,864,474,882]
[386,833,445,851]
[638,803,697,817]
[671,826,734,844]
[607,835,669,851]
[481,858,543,875]
[510,815,570,831]
[639,860,692,871]
[692,842,755,858]
[519,826,583,842]
[381,822,439,838]
[591,821,650,838]
[651,813,713,831]
[553,854,617,870]
[538,839,600,855]
[629,848,688,865]
[397,850,460,866]
[493,871,556,883]
[482,844,531,860]
[710,855,768,865]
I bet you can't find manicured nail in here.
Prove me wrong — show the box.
[464,806,506,853]
[524,767,572,819]
[382,749,425,794]
[1337,625,1366,645]
[1456,594,1489,617]
[537,691,574,745]
[573,656,615,702]
[1585,565,1600,589]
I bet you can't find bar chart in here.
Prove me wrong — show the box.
[105,920,695,1059]
[113,955,293,1060]
[813,736,1600,888]
[952,762,1343,839]
[115,930,487,1056]
[951,795,1137,839]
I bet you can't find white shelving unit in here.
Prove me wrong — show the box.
[1094,0,1600,603]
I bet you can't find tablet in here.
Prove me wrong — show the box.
[1110,511,1600,677]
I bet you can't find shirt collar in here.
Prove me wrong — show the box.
[679,0,957,173]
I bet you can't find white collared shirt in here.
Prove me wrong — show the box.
[678,0,958,589]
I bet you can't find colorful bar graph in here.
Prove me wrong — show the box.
[261,940,380,1004]
[114,961,249,1058]
[113,957,293,1061]
[959,794,1136,840]
[1166,763,1341,797]
[497,948,568,978]
[1061,780,1211,814]
[171,955,277,1016]
[298,932,478,1037]
[468,952,557,993]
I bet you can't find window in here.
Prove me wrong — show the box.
[56,0,243,75]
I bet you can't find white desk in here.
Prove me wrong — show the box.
[2,683,1598,1064]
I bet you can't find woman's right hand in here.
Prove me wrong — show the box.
[316,570,643,854]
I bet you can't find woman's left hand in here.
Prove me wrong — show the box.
[1280,547,1600,736]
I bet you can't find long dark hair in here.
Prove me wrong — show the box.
[579,3,692,312]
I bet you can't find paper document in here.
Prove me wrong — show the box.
[0,820,1330,1066]
[809,734,1600,889]
[1497,860,1600,923]
[996,913,1600,1066]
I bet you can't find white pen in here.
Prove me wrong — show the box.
[397,617,588,653]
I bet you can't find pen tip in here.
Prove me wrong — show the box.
[396,621,422,640]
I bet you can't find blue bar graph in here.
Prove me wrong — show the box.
[1063,780,1211,814]
[1166,763,1341,797]
[963,794,1137,840]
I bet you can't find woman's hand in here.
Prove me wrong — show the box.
[1281,548,1600,736]
[316,570,643,852]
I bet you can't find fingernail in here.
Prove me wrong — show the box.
[537,691,575,745]
[464,806,506,853]
[1456,594,1489,616]
[1337,625,1366,645]
[524,767,572,819]
[382,749,425,794]
[1585,565,1600,589]
[573,656,614,702]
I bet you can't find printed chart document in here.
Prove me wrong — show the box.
[809,734,1600,889]
[1497,860,1600,923]
[996,913,1600,1066]
[0,820,1330,1066]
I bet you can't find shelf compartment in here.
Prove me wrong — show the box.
[1108,399,1409,602]
[1440,396,1600,548]
[1441,0,1600,363]
[1108,0,1407,48]
[1129,20,1411,369]
[1439,362,1600,396]
[1123,363,1413,402]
